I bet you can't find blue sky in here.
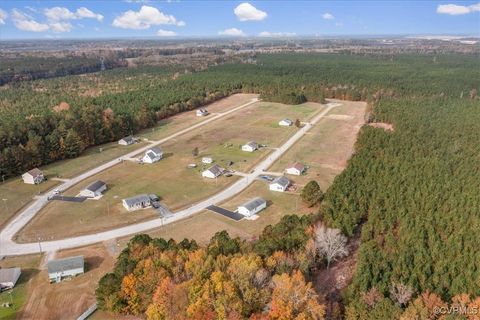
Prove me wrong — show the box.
[0,1,478,39]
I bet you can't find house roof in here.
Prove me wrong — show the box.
[120,135,134,143]
[289,162,305,171]
[280,119,293,123]
[205,164,223,177]
[26,168,43,177]
[0,268,20,284]
[240,197,266,211]
[271,176,290,188]
[147,147,162,156]
[47,256,84,274]
[245,141,258,148]
[123,194,151,207]
[84,180,106,192]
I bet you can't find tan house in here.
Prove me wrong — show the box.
[22,168,45,185]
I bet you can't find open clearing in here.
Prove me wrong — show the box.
[269,100,367,190]
[17,99,323,242]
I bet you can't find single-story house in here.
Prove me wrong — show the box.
[142,147,163,164]
[122,194,152,211]
[0,267,21,291]
[202,157,213,164]
[269,176,291,192]
[47,256,84,283]
[279,119,293,126]
[196,109,209,117]
[118,135,137,146]
[202,164,224,179]
[22,168,44,185]
[285,162,306,176]
[79,180,107,198]
[242,141,259,152]
[237,197,267,217]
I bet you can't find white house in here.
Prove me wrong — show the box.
[47,256,84,283]
[279,119,293,126]
[80,180,107,198]
[22,168,44,185]
[118,135,137,146]
[237,197,267,217]
[269,176,290,192]
[0,268,21,291]
[285,162,306,176]
[196,109,209,117]
[142,147,163,164]
[242,141,258,152]
[122,194,152,211]
[202,157,213,164]
[202,164,224,179]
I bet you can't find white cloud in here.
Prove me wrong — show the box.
[50,21,73,33]
[218,28,246,37]
[76,7,104,21]
[12,9,49,32]
[437,3,480,15]
[113,5,183,29]
[123,0,151,3]
[25,6,38,13]
[234,3,267,21]
[0,9,7,24]
[157,29,177,36]
[322,12,335,20]
[258,31,296,37]
[177,20,186,26]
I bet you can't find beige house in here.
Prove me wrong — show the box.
[22,168,45,185]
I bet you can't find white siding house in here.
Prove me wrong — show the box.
[242,141,258,152]
[237,197,267,217]
[118,135,136,145]
[0,268,21,291]
[285,162,305,176]
[22,168,44,185]
[142,147,163,164]
[47,256,84,283]
[279,119,293,126]
[79,180,107,198]
[202,164,224,179]
[122,194,152,211]
[269,176,290,192]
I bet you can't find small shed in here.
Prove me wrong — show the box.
[196,109,209,117]
[0,267,21,291]
[80,180,107,198]
[122,194,152,211]
[237,197,267,217]
[269,176,290,192]
[242,141,258,152]
[118,135,136,146]
[279,119,293,126]
[47,256,84,283]
[22,168,44,185]
[202,164,224,179]
[202,157,213,164]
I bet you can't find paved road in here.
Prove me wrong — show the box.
[0,101,338,256]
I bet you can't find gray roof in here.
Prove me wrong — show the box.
[0,268,20,283]
[120,135,135,143]
[271,176,290,188]
[281,119,293,123]
[205,164,223,177]
[145,147,163,160]
[47,256,84,274]
[85,180,106,192]
[123,194,151,207]
[150,147,162,155]
[240,197,266,211]
[26,168,43,177]
[245,141,258,148]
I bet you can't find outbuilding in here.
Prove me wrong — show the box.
[0,268,21,291]
[79,180,107,198]
[142,147,163,164]
[47,256,84,283]
[22,168,44,185]
[242,141,258,152]
[202,164,224,179]
[118,135,137,146]
[196,109,209,117]
[269,176,290,192]
[237,197,267,217]
[122,194,152,211]
[202,157,213,164]
[285,162,306,176]
[279,119,293,126]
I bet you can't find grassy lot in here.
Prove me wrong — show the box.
[0,178,59,230]
[0,254,41,320]
[269,100,367,190]
[19,100,323,241]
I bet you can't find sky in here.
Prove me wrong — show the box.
[0,1,478,40]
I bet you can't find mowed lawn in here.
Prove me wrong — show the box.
[269,100,367,190]
[0,178,59,229]
[18,100,323,241]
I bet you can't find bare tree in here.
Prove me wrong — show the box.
[389,282,414,306]
[362,287,384,308]
[314,224,349,269]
